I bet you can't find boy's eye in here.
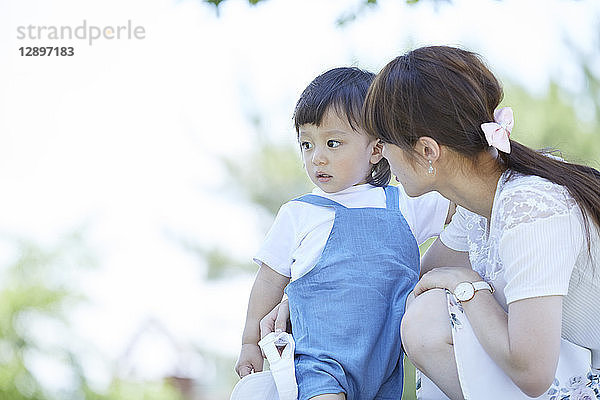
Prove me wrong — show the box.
[327,140,341,148]
[300,141,312,150]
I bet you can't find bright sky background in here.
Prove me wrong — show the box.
[1,0,599,393]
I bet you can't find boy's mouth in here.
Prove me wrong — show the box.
[316,172,332,182]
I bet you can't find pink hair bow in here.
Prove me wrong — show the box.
[481,107,513,154]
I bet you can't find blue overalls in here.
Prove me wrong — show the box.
[284,185,420,400]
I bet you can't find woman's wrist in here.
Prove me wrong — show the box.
[450,267,482,291]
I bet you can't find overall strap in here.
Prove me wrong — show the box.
[292,194,347,209]
[384,185,399,210]
[257,332,298,400]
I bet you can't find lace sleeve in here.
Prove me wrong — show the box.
[497,184,584,304]
[496,181,579,232]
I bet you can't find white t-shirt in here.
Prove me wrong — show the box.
[254,184,450,281]
[439,170,600,368]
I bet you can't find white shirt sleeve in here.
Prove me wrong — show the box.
[439,205,471,252]
[498,191,584,304]
[252,203,298,277]
[399,186,450,245]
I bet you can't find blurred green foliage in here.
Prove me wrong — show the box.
[0,234,90,399]
[203,0,429,21]
[203,0,420,10]
[504,83,599,166]
[221,139,312,217]
[0,234,184,400]
[82,380,183,400]
[177,240,258,280]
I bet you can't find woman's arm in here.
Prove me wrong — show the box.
[415,267,563,397]
[419,237,470,277]
[468,293,562,397]
[445,201,457,225]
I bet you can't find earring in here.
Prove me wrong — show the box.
[427,160,436,176]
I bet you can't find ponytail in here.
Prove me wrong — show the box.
[500,141,600,257]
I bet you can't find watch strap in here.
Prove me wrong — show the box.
[472,280,494,294]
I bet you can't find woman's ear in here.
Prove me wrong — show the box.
[370,139,384,164]
[415,137,441,163]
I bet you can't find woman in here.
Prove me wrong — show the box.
[362,46,600,399]
[261,45,600,399]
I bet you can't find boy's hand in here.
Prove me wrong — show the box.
[235,343,264,378]
[260,298,290,339]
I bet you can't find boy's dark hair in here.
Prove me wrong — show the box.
[293,67,391,187]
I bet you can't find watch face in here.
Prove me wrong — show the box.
[455,282,475,302]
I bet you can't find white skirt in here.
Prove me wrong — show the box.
[416,291,600,400]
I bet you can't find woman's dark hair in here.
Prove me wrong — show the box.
[293,67,390,187]
[363,45,600,253]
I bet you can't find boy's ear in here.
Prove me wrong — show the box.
[370,139,384,164]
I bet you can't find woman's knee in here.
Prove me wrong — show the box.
[401,289,452,359]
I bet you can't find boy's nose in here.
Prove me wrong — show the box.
[311,149,327,165]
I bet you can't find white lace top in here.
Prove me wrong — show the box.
[440,170,600,369]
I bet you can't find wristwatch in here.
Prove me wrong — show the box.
[453,281,494,302]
